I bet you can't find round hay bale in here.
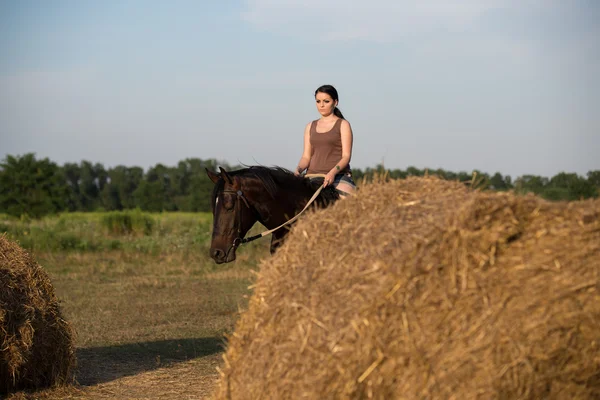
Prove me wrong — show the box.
[213,177,600,399]
[0,234,76,394]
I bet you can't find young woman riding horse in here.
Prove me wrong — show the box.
[294,85,357,197]
[205,85,356,264]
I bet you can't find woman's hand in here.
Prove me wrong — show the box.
[323,171,336,187]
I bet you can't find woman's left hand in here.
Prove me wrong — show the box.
[323,171,336,187]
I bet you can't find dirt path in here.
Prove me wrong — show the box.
[7,353,222,400]
[77,354,221,399]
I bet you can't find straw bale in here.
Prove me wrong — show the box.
[0,234,76,394]
[213,176,600,399]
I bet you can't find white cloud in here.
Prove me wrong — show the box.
[241,0,549,42]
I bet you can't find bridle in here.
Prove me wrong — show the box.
[219,189,260,259]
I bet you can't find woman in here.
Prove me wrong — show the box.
[294,85,357,197]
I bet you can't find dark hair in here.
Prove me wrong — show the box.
[315,84,345,119]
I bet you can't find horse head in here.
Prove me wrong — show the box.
[206,167,260,264]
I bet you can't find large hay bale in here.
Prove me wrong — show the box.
[0,234,76,394]
[213,177,600,399]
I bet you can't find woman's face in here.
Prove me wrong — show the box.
[315,92,338,117]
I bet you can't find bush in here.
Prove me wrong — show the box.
[101,209,154,236]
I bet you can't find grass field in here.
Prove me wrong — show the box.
[1,211,270,399]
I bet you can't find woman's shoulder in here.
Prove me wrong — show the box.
[339,118,351,129]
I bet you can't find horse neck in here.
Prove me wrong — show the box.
[245,175,314,230]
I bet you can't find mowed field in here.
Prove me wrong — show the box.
[1,212,270,399]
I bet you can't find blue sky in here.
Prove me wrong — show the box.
[1,0,598,178]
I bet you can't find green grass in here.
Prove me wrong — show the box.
[0,211,215,254]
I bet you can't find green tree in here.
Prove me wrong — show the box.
[586,170,600,188]
[101,182,122,211]
[101,166,144,210]
[62,162,82,211]
[0,153,69,218]
[490,172,513,191]
[78,161,106,211]
[389,168,408,179]
[185,158,227,212]
[515,175,548,195]
[431,168,448,180]
[134,180,165,212]
[189,174,215,212]
[145,163,173,210]
[406,166,424,177]
[171,160,192,210]
[456,171,471,182]
[547,172,597,200]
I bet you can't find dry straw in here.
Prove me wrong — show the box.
[0,234,76,394]
[213,176,600,399]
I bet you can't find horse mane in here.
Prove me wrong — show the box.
[239,166,295,198]
[225,166,339,203]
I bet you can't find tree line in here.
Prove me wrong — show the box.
[0,153,598,218]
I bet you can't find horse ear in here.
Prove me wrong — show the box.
[206,168,220,185]
[219,167,233,185]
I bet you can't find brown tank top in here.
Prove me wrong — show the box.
[306,119,351,175]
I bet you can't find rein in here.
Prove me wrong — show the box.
[222,174,327,250]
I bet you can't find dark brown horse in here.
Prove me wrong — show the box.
[206,166,339,264]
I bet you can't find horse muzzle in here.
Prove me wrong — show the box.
[210,246,237,264]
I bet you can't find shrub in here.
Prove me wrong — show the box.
[101,209,154,236]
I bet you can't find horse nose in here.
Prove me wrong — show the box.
[210,248,226,263]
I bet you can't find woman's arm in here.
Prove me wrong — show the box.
[324,120,353,185]
[294,123,313,176]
